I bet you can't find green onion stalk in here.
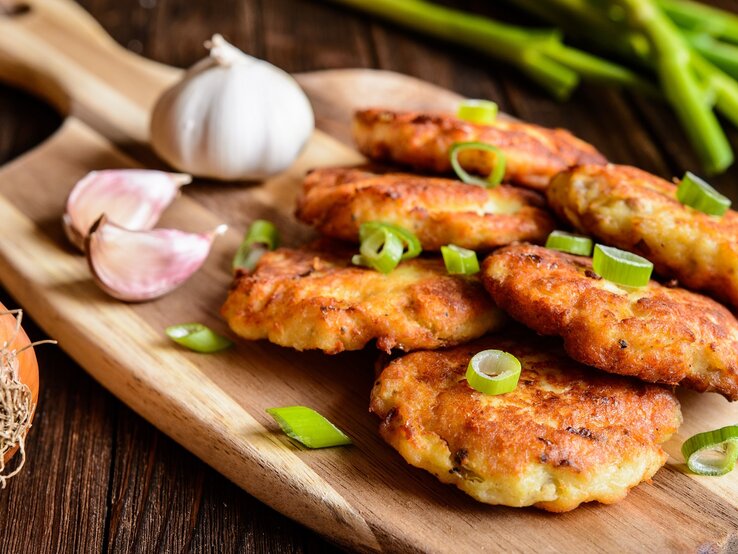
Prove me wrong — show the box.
[658,0,738,44]
[614,0,733,174]
[508,0,738,174]
[506,0,651,64]
[323,0,656,100]
[685,32,738,80]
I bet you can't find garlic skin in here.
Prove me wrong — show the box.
[86,215,226,302]
[64,169,190,251]
[150,35,315,181]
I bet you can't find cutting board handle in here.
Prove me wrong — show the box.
[0,0,181,145]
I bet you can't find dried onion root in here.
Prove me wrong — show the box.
[0,309,54,488]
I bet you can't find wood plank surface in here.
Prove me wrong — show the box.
[0,1,737,552]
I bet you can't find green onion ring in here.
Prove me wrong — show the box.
[592,244,653,288]
[449,141,506,188]
[232,219,280,271]
[682,425,738,476]
[356,227,404,273]
[266,406,352,449]
[677,171,731,216]
[457,99,499,125]
[545,230,593,256]
[465,350,521,396]
[441,244,480,275]
[359,221,422,260]
[165,323,233,353]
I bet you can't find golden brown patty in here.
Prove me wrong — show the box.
[482,243,738,400]
[371,332,681,512]
[352,109,606,190]
[548,163,738,310]
[295,167,555,250]
[221,242,505,354]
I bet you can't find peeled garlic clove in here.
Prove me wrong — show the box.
[85,215,226,302]
[64,169,191,251]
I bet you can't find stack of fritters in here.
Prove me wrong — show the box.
[222,107,738,511]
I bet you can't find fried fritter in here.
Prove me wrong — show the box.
[352,109,606,190]
[370,332,681,512]
[548,164,738,310]
[482,244,738,400]
[295,167,555,250]
[221,242,505,354]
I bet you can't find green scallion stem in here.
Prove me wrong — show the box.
[503,0,653,65]
[677,171,731,216]
[686,32,738,81]
[324,0,652,100]
[441,244,480,275]
[592,244,653,287]
[465,350,522,396]
[359,221,422,260]
[658,0,738,45]
[266,406,352,449]
[165,323,233,353]
[615,0,734,174]
[233,219,280,271]
[357,227,404,273]
[545,230,593,256]
[681,424,738,476]
[457,99,499,125]
[450,142,506,187]
[692,55,738,132]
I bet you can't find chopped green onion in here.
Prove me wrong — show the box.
[449,142,506,188]
[545,230,593,256]
[677,171,731,216]
[441,244,480,275]
[465,350,521,395]
[266,406,352,449]
[232,219,280,271]
[457,99,499,125]
[356,227,404,273]
[359,221,422,260]
[682,425,738,476]
[165,323,233,353]
[592,244,653,287]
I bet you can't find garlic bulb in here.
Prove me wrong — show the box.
[63,169,190,251]
[150,35,315,181]
[86,215,226,302]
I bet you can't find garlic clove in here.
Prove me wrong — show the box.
[85,215,226,302]
[64,169,191,251]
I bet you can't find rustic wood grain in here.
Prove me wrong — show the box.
[0,91,342,553]
[0,0,737,552]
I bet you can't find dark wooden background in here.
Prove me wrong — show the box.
[1,0,737,552]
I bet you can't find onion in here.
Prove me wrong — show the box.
[0,305,44,487]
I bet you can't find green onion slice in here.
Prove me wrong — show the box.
[232,219,280,271]
[359,221,422,260]
[682,425,738,476]
[266,406,352,449]
[592,244,653,287]
[545,230,593,256]
[165,323,233,353]
[441,244,480,275]
[677,171,731,216]
[449,142,506,188]
[457,99,499,125]
[356,227,404,273]
[465,350,521,396]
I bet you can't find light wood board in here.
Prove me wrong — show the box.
[0,1,736,551]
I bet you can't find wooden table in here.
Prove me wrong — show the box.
[1,0,737,551]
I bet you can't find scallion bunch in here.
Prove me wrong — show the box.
[325,0,738,175]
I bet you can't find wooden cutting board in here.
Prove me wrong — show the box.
[1,1,737,551]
